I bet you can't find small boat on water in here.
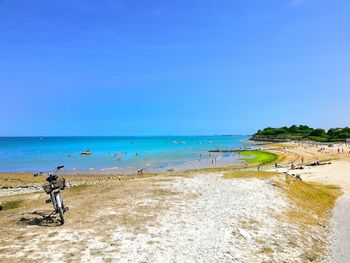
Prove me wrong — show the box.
[80,150,92,155]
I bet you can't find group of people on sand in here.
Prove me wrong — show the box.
[289,156,333,170]
[290,163,304,170]
[337,148,350,154]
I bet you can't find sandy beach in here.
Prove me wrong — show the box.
[1,142,350,262]
[265,143,350,263]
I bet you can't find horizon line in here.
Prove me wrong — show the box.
[0,134,252,138]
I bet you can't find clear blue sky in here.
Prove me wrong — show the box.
[0,0,349,136]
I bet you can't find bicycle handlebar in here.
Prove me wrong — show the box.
[33,165,64,177]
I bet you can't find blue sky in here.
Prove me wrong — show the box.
[0,0,349,136]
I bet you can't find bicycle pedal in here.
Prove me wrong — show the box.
[64,207,69,212]
[45,199,51,204]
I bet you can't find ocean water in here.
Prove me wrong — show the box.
[0,136,252,173]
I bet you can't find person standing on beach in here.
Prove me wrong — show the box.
[301,156,304,164]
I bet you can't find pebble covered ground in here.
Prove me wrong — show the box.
[0,172,330,262]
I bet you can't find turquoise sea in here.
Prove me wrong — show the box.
[0,136,252,173]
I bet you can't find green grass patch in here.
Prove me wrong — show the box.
[239,150,278,165]
[1,200,23,211]
[223,170,279,180]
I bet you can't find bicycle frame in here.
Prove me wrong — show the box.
[50,189,63,211]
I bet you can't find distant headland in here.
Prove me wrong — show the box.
[251,125,350,142]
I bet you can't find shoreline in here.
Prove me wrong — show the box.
[0,153,243,176]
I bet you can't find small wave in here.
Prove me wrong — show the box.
[102,166,119,171]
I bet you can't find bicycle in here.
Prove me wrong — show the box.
[34,166,69,225]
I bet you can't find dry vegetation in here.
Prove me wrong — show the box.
[223,170,279,179]
[0,173,43,187]
[276,177,342,262]
[0,172,173,188]
[278,175,342,226]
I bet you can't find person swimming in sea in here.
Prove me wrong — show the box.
[114,153,122,160]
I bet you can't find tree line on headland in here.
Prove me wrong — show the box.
[251,125,350,142]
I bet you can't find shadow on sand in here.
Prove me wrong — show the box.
[18,210,61,227]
